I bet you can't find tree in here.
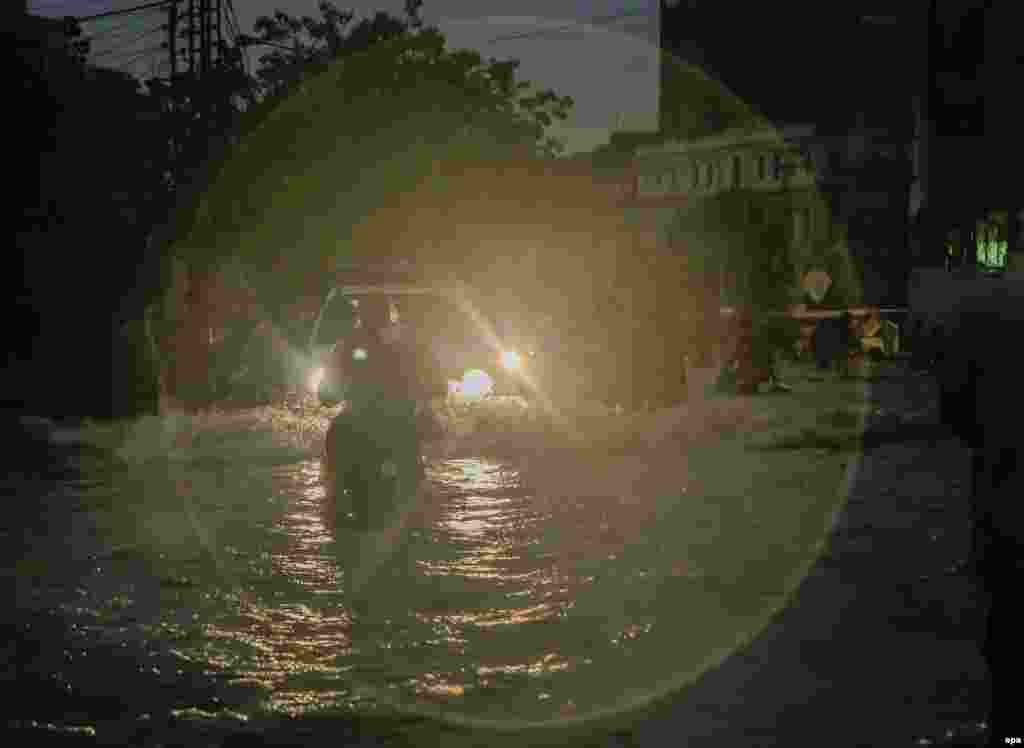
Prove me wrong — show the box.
[666,185,802,377]
[15,14,196,419]
[184,11,573,273]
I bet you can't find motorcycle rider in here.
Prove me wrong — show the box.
[322,294,446,522]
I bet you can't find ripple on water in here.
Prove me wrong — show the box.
[15,436,845,729]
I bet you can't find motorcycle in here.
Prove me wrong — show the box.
[322,397,425,531]
[317,290,449,530]
[312,269,546,528]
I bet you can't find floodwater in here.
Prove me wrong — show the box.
[5,398,850,741]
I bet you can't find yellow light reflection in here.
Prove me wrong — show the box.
[265,689,354,717]
[414,602,560,629]
[410,673,467,699]
[432,459,517,492]
[476,653,572,677]
[418,460,537,582]
[200,604,354,694]
[166,453,602,724]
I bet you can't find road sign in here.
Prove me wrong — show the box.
[802,270,832,303]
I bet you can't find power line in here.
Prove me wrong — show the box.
[488,7,651,44]
[82,9,163,38]
[225,0,240,36]
[95,47,165,69]
[29,0,111,12]
[86,42,155,68]
[100,44,165,71]
[85,16,164,45]
[226,0,250,77]
[75,0,175,23]
[89,25,165,58]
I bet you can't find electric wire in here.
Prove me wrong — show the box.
[488,6,654,44]
[225,1,241,41]
[85,19,165,50]
[75,0,174,23]
[226,0,253,83]
[29,0,111,12]
[82,10,162,40]
[89,23,165,58]
[100,44,165,72]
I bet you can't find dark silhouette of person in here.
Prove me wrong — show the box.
[812,311,854,373]
[323,296,445,528]
[933,293,1023,743]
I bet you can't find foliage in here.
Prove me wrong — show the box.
[236,1,569,156]
[665,179,804,371]
[17,16,182,416]
[814,241,863,307]
[667,189,796,310]
[62,16,92,66]
[659,54,764,140]
[174,6,574,296]
[752,315,801,366]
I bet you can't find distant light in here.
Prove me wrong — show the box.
[353,348,368,360]
[500,350,523,371]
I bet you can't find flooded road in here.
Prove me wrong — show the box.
[5,398,853,740]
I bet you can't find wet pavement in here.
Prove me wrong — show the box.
[549,362,992,748]
[1,360,1000,746]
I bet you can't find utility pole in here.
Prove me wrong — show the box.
[199,0,210,75]
[177,0,222,77]
[923,0,944,270]
[899,1,941,273]
[167,0,178,78]
[184,0,196,76]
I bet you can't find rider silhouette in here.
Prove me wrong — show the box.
[323,296,446,524]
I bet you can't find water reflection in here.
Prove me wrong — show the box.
[24,439,834,731]
[269,463,339,590]
[148,455,604,722]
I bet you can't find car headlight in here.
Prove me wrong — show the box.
[449,369,494,401]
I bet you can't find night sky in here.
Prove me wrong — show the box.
[28,0,663,153]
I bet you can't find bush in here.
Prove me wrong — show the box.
[751,315,801,368]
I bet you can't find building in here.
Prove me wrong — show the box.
[915,0,1022,273]
[628,116,914,307]
[631,124,817,303]
[639,1,923,305]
